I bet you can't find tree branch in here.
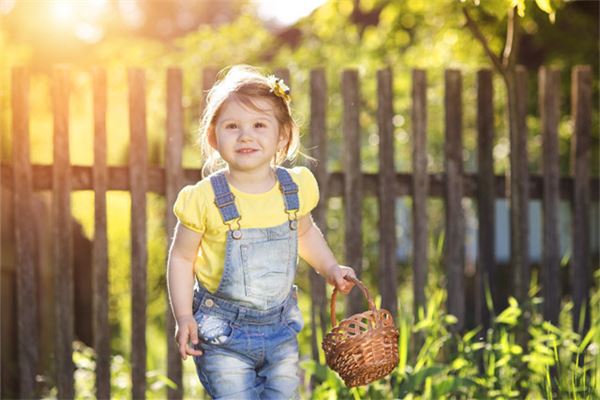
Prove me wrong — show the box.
[462,7,504,76]
[503,6,521,71]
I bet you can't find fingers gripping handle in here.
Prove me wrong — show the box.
[330,276,377,327]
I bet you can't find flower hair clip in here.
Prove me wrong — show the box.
[267,75,291,103]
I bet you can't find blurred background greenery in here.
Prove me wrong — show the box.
[1,0,598,398]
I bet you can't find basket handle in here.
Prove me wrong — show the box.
[330,276,377,327]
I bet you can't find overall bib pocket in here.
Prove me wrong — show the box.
[240,237,292,299]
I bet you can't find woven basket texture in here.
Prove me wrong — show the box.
[322,277,399,387]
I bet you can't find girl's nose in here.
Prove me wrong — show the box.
[238,126,253,141]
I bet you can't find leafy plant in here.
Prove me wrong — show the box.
[40,341,178,400]
[301,277,599,399]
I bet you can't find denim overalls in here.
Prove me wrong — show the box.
[192,167,304,400]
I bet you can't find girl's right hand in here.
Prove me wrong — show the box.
[175,315,203,360]
[327,264,357,294]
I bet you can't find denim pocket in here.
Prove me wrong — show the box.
[194,311,234,345]
[285,299,304,334]
[240,237,291,300]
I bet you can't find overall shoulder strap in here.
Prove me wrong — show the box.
[209,172,240,224]
[275,167,299,213]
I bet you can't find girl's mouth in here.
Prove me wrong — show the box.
[237,148,257,154]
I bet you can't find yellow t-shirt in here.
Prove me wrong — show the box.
[173,166,319,292]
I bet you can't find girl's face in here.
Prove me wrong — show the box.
[211,98,286,176]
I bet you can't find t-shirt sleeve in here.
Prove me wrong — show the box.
[173,184,207,233]
[295,166,320,216]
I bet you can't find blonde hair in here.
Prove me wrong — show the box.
[199,65,301,177]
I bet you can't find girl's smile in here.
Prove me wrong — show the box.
[236,147,259,154]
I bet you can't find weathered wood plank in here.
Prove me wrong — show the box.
[342,70,363,317]
[444,69,465,332]
[52,66,74,399]
[199,67,218,178]
[570,65,592,334]
[539,67,561,324]
[201,67,218,115]
[377,68,397,320]
[12,67,37,399]
[275,68,292,169]
[92,67,111,399]
[165,68,184,400]
[309,68,328,364]
[510,67,530,304]
[128,68,148,400]
[2,164,598,201]
[411,69,428,319]
[274,68,290,87]
[476,70,495,326]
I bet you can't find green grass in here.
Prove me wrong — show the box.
[300,271,600,400]
[54,269,599,400]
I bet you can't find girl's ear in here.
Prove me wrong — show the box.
[278,126,290,151]
[208,127,218,149]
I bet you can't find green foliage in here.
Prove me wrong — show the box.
[40,278,598,398]
[39,341,178,399]
[301,279,600,399]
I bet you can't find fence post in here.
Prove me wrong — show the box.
[309,68,328,364]
[411,69,428,323]
[52,66,75,399]
[165,67,184,399]
[128,68,148,400]
[12,67,37,399]
[201,67,218,112]
[570,65,592,335]
[476,69,495,328]
[510,66,530,305]
[276,68,292,169]
[342,69,364,317]
[377,68,397,320]
[539,67,561,324]
[92,67,111,399]
[199,67,218,177]
[274,68,290,88]
[444,69,465,332]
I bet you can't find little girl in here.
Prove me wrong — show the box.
[167,65,356,399]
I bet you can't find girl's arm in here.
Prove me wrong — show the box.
[167,222,204,359]
[297,213,356,293]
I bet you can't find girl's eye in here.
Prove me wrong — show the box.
[225,123,238,129]
[254,122,266,129]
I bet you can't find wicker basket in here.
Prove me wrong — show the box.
[322,276,399,387]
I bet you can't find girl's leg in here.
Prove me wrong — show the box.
[259,331,300,400]
[194,347,261,400]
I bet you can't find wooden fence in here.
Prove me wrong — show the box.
[2,65,597,399]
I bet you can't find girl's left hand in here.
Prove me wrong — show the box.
[327,265,357,294]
